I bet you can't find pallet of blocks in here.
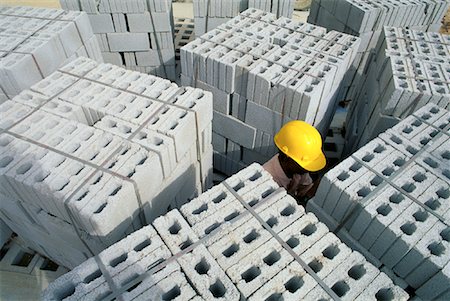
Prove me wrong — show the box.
[308,0,450,108]
[0,57,213,269]
[59,0,177,80]
[0,6,102,103]
[308,103,450,299]
[181,8,360,176]
[344,27,450,154]
[193,0,295,36]
[42,163,409,300]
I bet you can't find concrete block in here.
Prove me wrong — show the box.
[107,33,151,52]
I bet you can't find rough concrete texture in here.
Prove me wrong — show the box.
[43,163,408,300]
[59,0,176,80]
[0,57,213,269]
[181,8,360,175]
[0,6,102,102]
[309,103,450,297]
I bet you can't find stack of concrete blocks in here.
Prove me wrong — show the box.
[43,163,409,300]
[59,0,177,80]
[308,0,450,123]
[345,27,450,153]
[193,0,295,36]
[181,8,360,175]
[323,105,347,164]
[0,6,102,103]
[0,57,213,269]
[308,103,450,298]
[174,18,195,62]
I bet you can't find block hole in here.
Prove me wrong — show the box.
[406,146,418,155]
[389,193,404,204]
[441,151,450,160]
[401,183,416,193]
[413,173,427,183]
[337,172,349,181]
[55,285,75,300]
[428,242,445,256]
[110,253,127,267]
[439,228,450,242]
[223,243,239,257]
[248,198,259,207]
[393,158,406,167]
[83,269,101,284]
[261,188,275,198]
[205,222,220,235]
[224,211,239,222]
[377,204,392,216]
[241,266,261,283]
[425,198,441,210]
[301,223,317,236]
[413,210,428,222]
[382,167,395,177]
[285,276,303,293]
[12,251,34,267]
[350,162,362,172]
[400,222,416,236]
[249,172,262,181]
[179,239,193,250]
[286,236,299,248]
[40,259,59,272]
[209,279,226,297]
[362,153,374,162]
[374,145,386,153]
[169,222,181,235]
[134,239,151,252]
[375,288,394,301]
[263,250,281,266]
[357,187,371,198]
[193,203,208,215]
[322,245,340,259]
[308,259,323,272]
[126,280,142,293]
[0,156,13,168]
[437,188,450,200]
[233,182,245,191]
[243,229,260,244]
[265,293,282,301]
[94,203,107,214]
[212,192,227,204]
[280,205,295,216]
[370,176,383,187]
[331,281,350,297]
[402,126,413,134]
[348,264,366,280]
[195,257,211,275]
[266,216,278,228]
[16,162,32,175]
[162,285,181,300]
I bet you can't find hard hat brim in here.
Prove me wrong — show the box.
[297,151,326,172]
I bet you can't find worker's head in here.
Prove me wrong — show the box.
[274,120,326,176]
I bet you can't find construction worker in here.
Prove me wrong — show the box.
[263,120,326,203]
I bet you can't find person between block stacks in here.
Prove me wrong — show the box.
[263,120,326,204]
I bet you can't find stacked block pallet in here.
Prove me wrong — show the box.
[345,27,450,153]
[193,0,295,36]
[60,0,177,80]
[308,0,449,117]
[0,57,213,269]
[308,103,450,299]
[174,18,195,62]
[0,6,102,103]
[43,163,408,301]
[181,8,360,176]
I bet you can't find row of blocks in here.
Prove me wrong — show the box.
[345,27,450,153]
[59,0,177,80]
[42,163,408,301]
[0,6,103,102]
[0,57,213,269]
[181,8,360,175]
[193,0,295,36]
[309,103,450,299]
[307,0,449,122]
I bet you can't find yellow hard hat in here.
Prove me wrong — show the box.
[274,120,326,172]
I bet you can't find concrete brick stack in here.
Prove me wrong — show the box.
[174,18,195,62]
[43,163,409,300]
[345,27,450,153]
[193,0,295,36]
[308,103,450,298]
[181,8,360,175]
[59,0,177,80]
[0,6,102,103]
[0,57,213,269]
[308,0,449,118]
